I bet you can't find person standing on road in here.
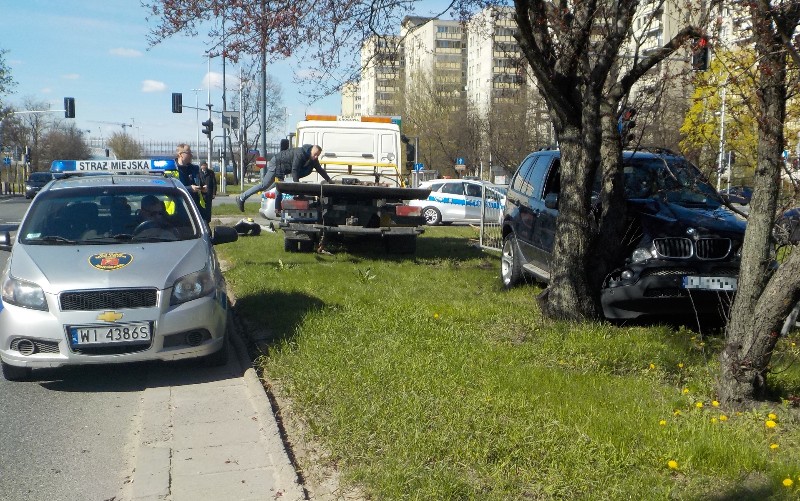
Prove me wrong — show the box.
[235,144,331,213]
[175,143,202,208]
[198,161,216,222]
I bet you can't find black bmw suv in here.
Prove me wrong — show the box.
[500,148,747,320]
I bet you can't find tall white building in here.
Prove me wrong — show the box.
[341,81,361,117]
[359,35,404,116]
[466,7,527,118]
[401,16,467,103]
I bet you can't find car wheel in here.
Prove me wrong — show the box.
[2,361,32,381]
[501,234,523,289]
[422,207,442,225]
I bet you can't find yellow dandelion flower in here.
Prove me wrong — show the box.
[770,443,779,450]
[696,401,704,409]
[682,388,689,394]
[699,341,706,347]
[710,417,718,423]
[768,413,777,420]
[766,420,777,429]
[649,363,655,370]
[712,400,720,407]
[433,313,439,319]
[667,460,678,470]
[719,415,728,422]
[783,478,793,488]
[792,342,796,347]
[674,410,682,416]
[659,420,667,426]
[678,363,684,368]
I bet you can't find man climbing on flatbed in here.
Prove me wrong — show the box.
[236,144,332,213]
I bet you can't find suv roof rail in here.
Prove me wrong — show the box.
[536,144,559,151]
[627,146,679,156]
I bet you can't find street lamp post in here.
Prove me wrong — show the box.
[716,86,727,192]
[192,88,202,152]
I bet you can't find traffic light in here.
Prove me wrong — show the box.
[64,97,75,118]
[618,107,637,146]
[171,93,183,113]
[201,119,213,139]
[692,37,710,71]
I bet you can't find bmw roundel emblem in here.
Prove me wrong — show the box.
[89,252,133,271]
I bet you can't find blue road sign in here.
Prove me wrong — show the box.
[3,157,10,166]
[414,163,424,171]
[456,157,464,165]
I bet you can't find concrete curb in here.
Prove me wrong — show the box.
[128,308,304,500]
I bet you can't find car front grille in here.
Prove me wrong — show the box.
[60,288,158,311]
[653,238,732,260]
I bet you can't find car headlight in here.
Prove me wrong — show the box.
[2,275,48,310]
[170,267,215,305]
[631,246,656,263]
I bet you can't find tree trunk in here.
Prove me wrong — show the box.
[537,124,601,321]
[718,13,799,406]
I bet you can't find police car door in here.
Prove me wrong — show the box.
[463,182,484,222]
[438,181,467,222]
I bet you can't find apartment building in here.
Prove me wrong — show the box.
[359,35,404,116]
[401,16,467,103]
[340,81,361,117]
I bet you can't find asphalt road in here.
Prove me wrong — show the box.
[0,196,143,501]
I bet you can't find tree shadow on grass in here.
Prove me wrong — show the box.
[233,290,324,348]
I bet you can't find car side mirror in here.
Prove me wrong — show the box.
[0,231,13,251]
[544,192,559,210]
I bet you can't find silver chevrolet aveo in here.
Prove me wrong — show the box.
[0,160,239,381]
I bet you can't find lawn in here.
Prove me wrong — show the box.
[219,225,800,500]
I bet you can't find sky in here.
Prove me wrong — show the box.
[0,0,343,145]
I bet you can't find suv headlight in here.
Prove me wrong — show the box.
[631,246,656,263]
[2,275,48,310]
[170,266,215,305]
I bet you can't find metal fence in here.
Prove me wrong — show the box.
[478,187,504,253]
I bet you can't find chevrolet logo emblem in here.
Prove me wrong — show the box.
[97,311,123,322]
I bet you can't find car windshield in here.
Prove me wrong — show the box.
[29,172,52,183]
[623,156,722,208]
[19,187,201,245]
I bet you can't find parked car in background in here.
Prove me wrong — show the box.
[0,158,239,381]
[408,178,506,225]
[501,147,747,321]
[775,207,800,245]
[720,185,753,205]
[259,186,291,220]
[24,171,54,199]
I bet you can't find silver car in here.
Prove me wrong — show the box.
[0,161,238,381]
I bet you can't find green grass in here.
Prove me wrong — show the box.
[220,226,800,500]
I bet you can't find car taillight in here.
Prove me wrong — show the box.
[395,205,421,217]
[283,199,310,210]
[262,191,276,199]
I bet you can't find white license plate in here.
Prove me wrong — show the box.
[70,322,151,346]
[682,276,738,291]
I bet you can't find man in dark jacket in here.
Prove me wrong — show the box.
[175,143,202,208]
[236,144,331,212]
[198,161,216,222]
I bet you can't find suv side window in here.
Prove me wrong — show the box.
[541,158,561,198]
[511,155,536,197]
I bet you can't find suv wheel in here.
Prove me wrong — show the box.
[501,234,523,288]
[421,207,442,225]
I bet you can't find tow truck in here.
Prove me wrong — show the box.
[276,115,430,253]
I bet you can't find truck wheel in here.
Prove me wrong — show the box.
[421,207,442,225]
[385,235,416,254]
[2,361,32,381]
[298,240,315,252]
[501,234,523,289]
[284,238,297,252]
